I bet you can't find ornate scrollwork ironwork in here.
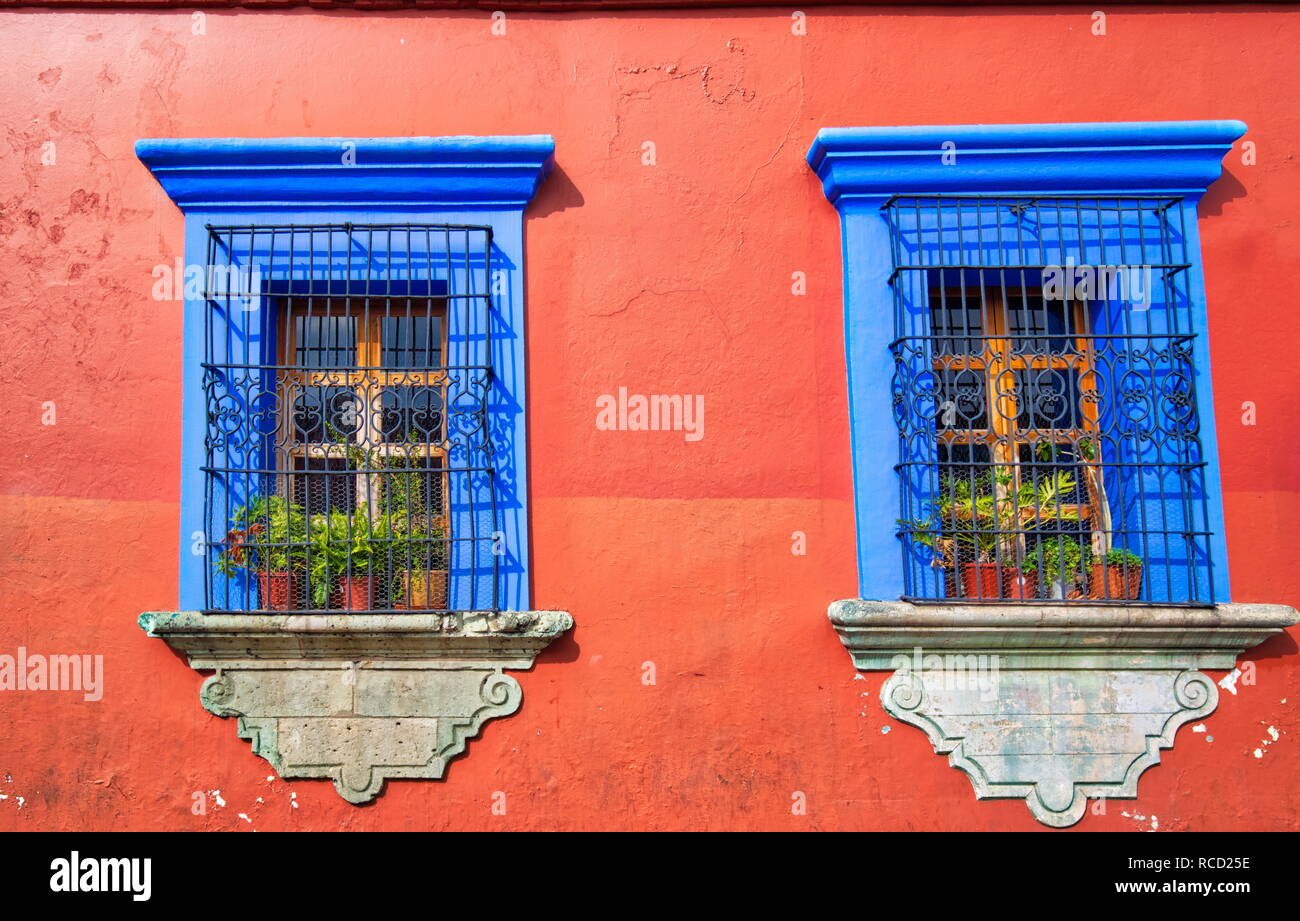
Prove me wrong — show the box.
[886,196,1214,605]
[199,223,505,614]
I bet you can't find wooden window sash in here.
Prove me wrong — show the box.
[932,286,1102,541]
[277,299,451,528]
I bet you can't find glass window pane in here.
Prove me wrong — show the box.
[1015,368,1085,432]
[935,367,988,431]
[936,444,996,536]
[292,385,362,444]
[379,386,444,443]
[936,442,994,497]
[930,293,985,357]
[381,314,443,369]
[294,315,356,368]
[291,456,355,515]
[1007,298,1078,355]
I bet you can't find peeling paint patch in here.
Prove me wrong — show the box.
[1218,669,1241,695]
[0,792,25,809]
[1250,724,1283,757]
[209,789,226,808]
[1192,723,1206,732]
[237,812,252,824]
[1121,810,1158,831]
[881,726,890,734]
[290,792,298,809]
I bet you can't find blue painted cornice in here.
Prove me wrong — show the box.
[136,135,556,212]
[807,120,1246,207]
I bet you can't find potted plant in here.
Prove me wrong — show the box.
[306,509,344,609]
[305,501,451,612]
[903,470,999,599]
[1002,552,1038,599]
[307,506,384,611]
[215,495,307,610]
[393,521,449,610]
[905,467,1080,600]
[1029,536,1090,600]
[1003,467,1083,598]
[1089,546,1143,601]
[374,450,450,611]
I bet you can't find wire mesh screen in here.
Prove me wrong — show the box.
[886,195,1214,605]
[202,223,500,613]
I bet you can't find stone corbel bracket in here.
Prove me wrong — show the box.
[140,610,573,804]
[829,601,1296,828]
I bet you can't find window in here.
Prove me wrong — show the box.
[137,136,564,804]
[135,135,553,617]
[203,224,498,613]
[928,287,1098,597]
[889,195,1213,604]
[284,299,447,512]
[810,123,1300,829]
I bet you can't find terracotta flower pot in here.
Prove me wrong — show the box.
[961,562,1001,600]
[336,575,378,611]
[1002,569,1038,600]
[258,572,298,611]
[1088,563,1142,601]
[400,569,448,610]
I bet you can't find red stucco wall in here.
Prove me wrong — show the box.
[1,5,1297,831]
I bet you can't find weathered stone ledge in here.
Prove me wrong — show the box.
[829,598,1296,826]
[140,610,574,669]
[829,600,1295,669]
[140,610,574,803]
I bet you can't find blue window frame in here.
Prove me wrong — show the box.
[807,121,1243,604]
[137,137,554,613]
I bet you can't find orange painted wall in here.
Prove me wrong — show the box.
[0,5,1297,831]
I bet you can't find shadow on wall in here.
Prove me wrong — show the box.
[1200,166,1247,217]
[540,626,581,663]
[532,165,584,218]
[1249,629,1298,663]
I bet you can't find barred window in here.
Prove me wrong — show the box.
[889,196,1214,604]
[203,224,499,613]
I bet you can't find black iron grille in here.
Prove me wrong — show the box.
[202,223,499,613]
[886,195,1214,605]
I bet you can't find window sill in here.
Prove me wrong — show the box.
[828,599,1296,827]
[140,610,573,804]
